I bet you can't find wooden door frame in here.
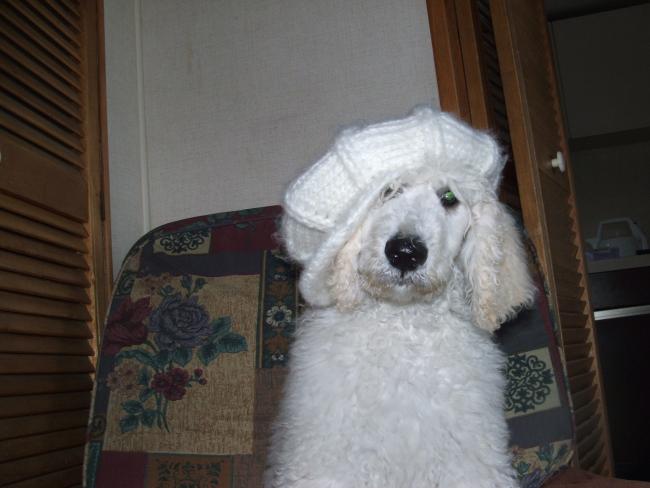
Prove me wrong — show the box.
[81,0,113,351]
[427,0,491,129]
[427,0,471,121]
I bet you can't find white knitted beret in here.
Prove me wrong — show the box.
[282,106,504,306]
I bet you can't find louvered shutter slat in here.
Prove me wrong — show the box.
[0,446,84,485]
[0,333,93,355]
[0,353,94,374]
[0,373,93,396]
[0,270,90,304]
[0,54,82,120]
[29,0,81,47]
[0,210,86,252]
[0,427,86,464]
[0,230,88,269]
[0,392,92,418]
[0,250,89,286]
[0,35,80,105]
[0,311,92,338]
[0,291,92,321]
[0,409,89,441]
[0,92,83,151]
[0,17,81,90]
[0,72,83,137]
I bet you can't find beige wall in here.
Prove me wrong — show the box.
[551,4,650,244]
[551,4,650,139]
[105,0,439,276]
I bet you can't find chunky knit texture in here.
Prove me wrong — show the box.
[282,106,504,306]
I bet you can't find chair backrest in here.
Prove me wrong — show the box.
[85,205,574,488]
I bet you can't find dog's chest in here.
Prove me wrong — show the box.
[277,307,510,486]
[291,307,503,415]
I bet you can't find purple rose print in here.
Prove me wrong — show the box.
[149,293,211,351]
[110,275,247,433]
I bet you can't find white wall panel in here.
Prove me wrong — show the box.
[105,0,438,276]
[104,0,148,278]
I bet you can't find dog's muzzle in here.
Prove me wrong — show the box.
[384,234,428,273]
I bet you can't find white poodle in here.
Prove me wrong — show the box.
[266,107,535,487]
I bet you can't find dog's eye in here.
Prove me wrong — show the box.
[439,189,459,208]
[380,184,403,203]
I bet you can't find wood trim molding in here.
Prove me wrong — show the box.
[454,0,491,130]
[427,0,495,128]
[427,0,471,121]
[97,0,113,300]
[80,0,113,351]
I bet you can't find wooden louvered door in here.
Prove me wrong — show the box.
[0,1,110,487]
[489,0,613,474]
[428,0,613,476]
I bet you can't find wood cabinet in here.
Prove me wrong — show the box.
[590,261,650,480]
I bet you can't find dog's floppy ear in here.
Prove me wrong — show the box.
[461,200,535,332]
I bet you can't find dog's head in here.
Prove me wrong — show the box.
[282,107,535,331]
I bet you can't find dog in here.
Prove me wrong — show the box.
[265,107,535,487]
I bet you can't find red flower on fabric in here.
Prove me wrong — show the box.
[151,368,191,401]
[104,297,152,355]
[163,384,186,401]
[169,368,190,385]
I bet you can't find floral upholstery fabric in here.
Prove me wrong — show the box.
[84,206,573,487]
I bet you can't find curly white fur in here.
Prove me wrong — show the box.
[266,112,535,488]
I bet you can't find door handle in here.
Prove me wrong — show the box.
[551,151,566,172]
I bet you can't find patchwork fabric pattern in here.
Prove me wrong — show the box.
[505,347,561,419]
[85,206,574,487]
[154,228,212,255]
[258,250,299,369]
[512,440,574,488]
[147,453,233,487]
[498,238,575,487]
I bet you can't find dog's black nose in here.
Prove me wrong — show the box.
[384,235,428,273]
